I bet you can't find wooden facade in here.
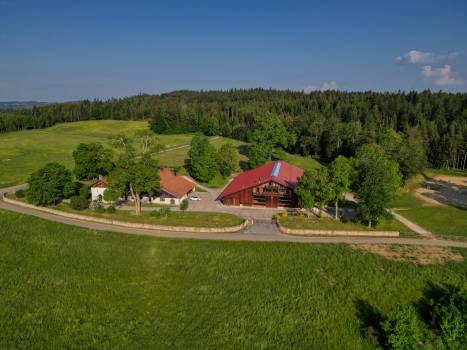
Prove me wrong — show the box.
[221,180,299,208]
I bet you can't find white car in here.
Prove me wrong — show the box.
[190,195,202,201]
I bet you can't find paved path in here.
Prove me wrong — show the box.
[1,196,467,248]
[389,209,434,238]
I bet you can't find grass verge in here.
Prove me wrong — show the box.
[278,215,413,235]
[54,203,244,228]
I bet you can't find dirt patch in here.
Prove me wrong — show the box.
[352,244,464,265]
[414,175,467,209]
[414,188,445,206]
[433,175,467,187]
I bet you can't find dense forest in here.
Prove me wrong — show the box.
[1,89,466,169]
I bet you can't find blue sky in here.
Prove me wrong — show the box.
[1,0,466,101]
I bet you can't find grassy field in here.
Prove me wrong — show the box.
[283,153,323,172]
[0,120,321,188]
[398,206,467,238]
[279,215,413,234]
[390,174,467,238]
[155,136,247,168]
[0,210,466,349]
[0,120,194,187]
[53,203,244,227]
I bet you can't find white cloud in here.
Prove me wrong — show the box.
[396,50,433,64]
[303,81,338,93]
[395,50,459,65]
[422,64,463,86]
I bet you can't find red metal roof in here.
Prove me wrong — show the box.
[158,168,195,199]
[218,161,304,199]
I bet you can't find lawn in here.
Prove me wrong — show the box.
[282,153,322,172]
[199,172,229,188]
[54,203,244,228]
[279,215,413,234]
[0,210,466,349]
[390,173,467,238]
[155,136,247,168]
[398,206,467,238]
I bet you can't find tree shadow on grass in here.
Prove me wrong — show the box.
[416,282,465,327]
[354,299,387,348]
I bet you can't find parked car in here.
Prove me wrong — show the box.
[190,195,202,201]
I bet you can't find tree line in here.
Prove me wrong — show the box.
[1,89,466,169]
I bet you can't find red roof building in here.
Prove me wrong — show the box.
[158,168,195,199]
[91,169,195,204]
[218,161,304,208]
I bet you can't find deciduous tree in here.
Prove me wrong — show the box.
[295,167,334,217]
[329,156,353,219]
[107,134,161,215]
[218,143,238,177]
[188,134,219,182]
[353,145,402,228]
[26,163,74,206]
[72,142,114,180]
[248,112,288,168]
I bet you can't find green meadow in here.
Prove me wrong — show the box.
[0,210,466,349]
[0,120,184,187]
[0,120,321,187]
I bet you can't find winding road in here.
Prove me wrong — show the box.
[1,184,466,248]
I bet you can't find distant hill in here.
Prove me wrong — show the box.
[0,101,49,111]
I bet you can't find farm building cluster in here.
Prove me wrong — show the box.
[91,161,304,208]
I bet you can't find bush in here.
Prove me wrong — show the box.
[159,206,172,217]
[103,189,119,203]
[273,212,289,221]
[106,205,116,214]
[150,207,172,218]
[381,305,423,350]
[70,196,89,211]
[79,185,91,199]
[15,189,26,198]
[180,198,189,211]
[426,285,466,349]
[89,200,104,212]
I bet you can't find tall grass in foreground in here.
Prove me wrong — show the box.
[0,210,466,349]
